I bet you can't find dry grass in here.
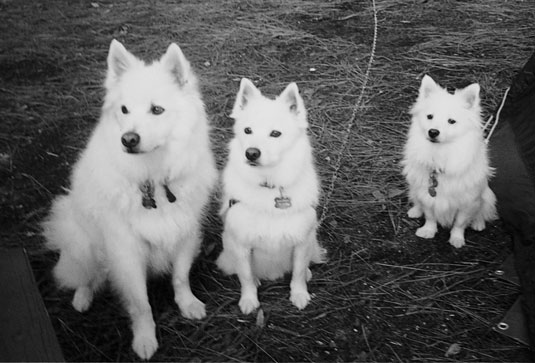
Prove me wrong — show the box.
[1,0,534,361]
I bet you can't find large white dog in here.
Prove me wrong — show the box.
[42,39,217,359]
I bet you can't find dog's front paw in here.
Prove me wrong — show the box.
[449,227,466,248]
[415,226,436,239]
[449,235,465,248]
[290,290,311,310]
[408,206,423,219]
[132,331,158,360]
[239,294,260,315]
[179,298,206,320]
[72,286,93,313]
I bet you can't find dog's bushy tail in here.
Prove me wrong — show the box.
[481,186,498,222]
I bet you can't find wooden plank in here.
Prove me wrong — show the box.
[0,248,64,362]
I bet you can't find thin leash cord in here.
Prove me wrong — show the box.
[319,0,378,226]
[484,86,510,144]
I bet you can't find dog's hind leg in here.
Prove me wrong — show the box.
[54,247,104,312]
[44,197,105,312]
[72,286,94,312]
[408,204,423,219]
[470,215,486,231]
[172,231,206,320]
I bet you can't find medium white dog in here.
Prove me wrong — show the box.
[402,75,497,248]
[42,39,217,359]
[217,78,325,314]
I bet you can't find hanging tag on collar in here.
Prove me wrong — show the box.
[140,180,157,209]
[163,184,177,203]
[274,187,292,209]
[428,170,438,197]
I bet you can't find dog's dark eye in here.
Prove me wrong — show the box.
[244,127,252,135]
[151,105,165,115]
[426,114,433,120]
[121,105,129,114]
[448,118,456,124]
[270,130,282,138]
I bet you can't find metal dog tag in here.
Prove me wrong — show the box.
[274,187,292,209]
[274,196,292,209]
[163,184,176,203]
[140,180,157,209]
[428,170,438,197]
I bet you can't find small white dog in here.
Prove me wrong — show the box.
[402,75,497,248]
[42,40,217,359]
[217,78,326,314]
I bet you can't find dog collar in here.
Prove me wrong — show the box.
[259,181,275,189]
[139,180,177,209]
[259,182,292,209]
[227,183,292,210]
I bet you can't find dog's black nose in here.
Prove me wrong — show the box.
[245,147,261,162]
[428,129,440,139]
[121,132,140,148]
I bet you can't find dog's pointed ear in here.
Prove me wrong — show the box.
[419,75,440,99]
[231,78,261,117]
[106,39,139,87]
[279,82,304,114]
[456,83,480,110]
[279,82,308,127]
[161,43,191,86]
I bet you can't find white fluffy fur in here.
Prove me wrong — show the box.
[41,39,217,360]
[402,75,497,248]
[217,78,325,314]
